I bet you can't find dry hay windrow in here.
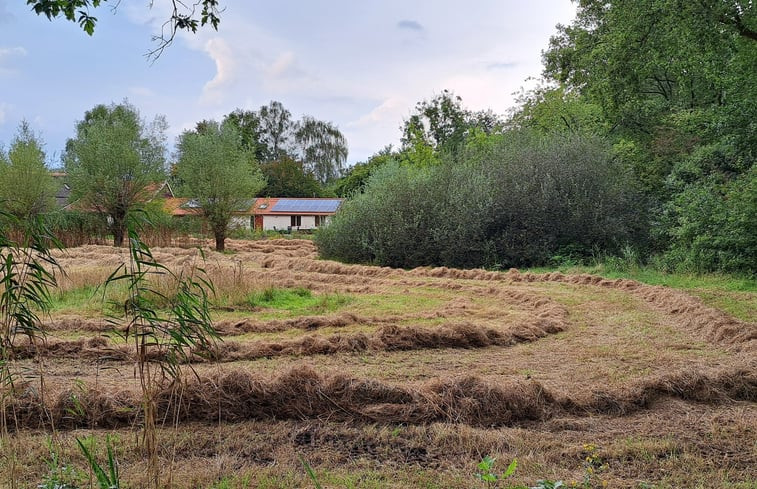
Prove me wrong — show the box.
[521,272,757,352]
[14,317,566,363]
[213,284,567,336]
[255,252,755,352]
[210,319,563,362]
[5,364,754,431]
[214,312,370,334]
[46,316,112,332]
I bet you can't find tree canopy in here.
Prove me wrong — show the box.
[0,121,56,219]
[64,101,167,246]
[222,101,349,185]
[527,0,757,273]
[174,120,265,251]
[401,90,503,162]
[259,156,324,198]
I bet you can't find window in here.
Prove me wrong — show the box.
[315,215,326,227]
[290,215,301,227]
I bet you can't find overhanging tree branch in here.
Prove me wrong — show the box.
[26,0,223,60]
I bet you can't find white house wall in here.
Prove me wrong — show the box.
[263,215,320,230]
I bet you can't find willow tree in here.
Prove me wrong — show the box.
[64,101,167,247]
[175,121,266,251]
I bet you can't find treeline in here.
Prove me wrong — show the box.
[0,100,347,251]
[319,1,756,275]
[2,0,754,273]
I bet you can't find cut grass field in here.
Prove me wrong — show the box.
[4,239,756,488]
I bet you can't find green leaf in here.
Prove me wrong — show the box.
[297,455,323,489]
[503,458,517,478]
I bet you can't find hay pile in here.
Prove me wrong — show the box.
[5,364,754,431]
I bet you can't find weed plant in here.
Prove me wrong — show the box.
[104,214,218,488]
[0,212,61,488]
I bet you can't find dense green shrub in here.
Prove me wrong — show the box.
[317,132,644,269]
[662,163,756,274]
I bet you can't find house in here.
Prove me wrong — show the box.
[164,197,255,227]
[50,171,175,210]
[250,198,343,231]
[51,172,71,208]
[163,197,343,231]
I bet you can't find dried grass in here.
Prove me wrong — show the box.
[4,365,754,431]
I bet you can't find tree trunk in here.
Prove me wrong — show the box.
[215,230,225,252]
[111,210,127,247]
[113,223,125,247]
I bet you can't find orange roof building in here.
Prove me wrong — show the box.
[164,197,344,231]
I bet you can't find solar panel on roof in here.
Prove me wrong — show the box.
[271,199,341,213]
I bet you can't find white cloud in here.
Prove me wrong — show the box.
[201,38,237,104]
[266,51,303,80]
[348,97,407,129]
[0,46,27,58]
[0,46,27,76]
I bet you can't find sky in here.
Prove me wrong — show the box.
[0,1,577,167]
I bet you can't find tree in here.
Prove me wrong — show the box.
[260,156,323,197]
[331,146,396,197]
[540,0,756,272]
[222,102,349,185]
[175,121,265,251]
[26,0,222,59]
[507,84,606,135]
[223,109,266,161]
[542,0,756,168]
[64,101,167,247]
[401,90,503,162]
[294,116,349,183]
[0,121,56,219]
[257,101,294,161]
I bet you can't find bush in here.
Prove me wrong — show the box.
[662,164,756,275]
[317,131,645,269]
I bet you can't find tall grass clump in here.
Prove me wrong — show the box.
[0,212,61,488]
[317,131,644,269]
[104,214,218,488]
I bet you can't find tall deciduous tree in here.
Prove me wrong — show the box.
[223,109,266,161]
[542,0,756,165]
[294,116,348,183]
[0,121,56,219]
[401,90,503,162]
[260,156,323,197]
[257,101,294,161]
[539,0,756,272]
[222,101,350,185]
[175,121,266,251]
[64,101,167,247]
